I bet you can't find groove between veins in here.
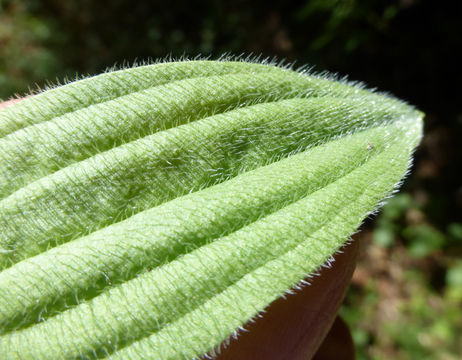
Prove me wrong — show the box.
[0,61,280,138]
[1,71,298,198]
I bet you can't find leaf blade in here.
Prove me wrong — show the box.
[0,59,423,359]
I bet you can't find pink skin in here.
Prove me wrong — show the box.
[211,240,358,360]
[1,98,357,360]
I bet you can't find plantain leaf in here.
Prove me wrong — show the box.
[0,59,423,359]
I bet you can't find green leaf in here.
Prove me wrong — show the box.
[404,224,446,258]
[0,59,422,359]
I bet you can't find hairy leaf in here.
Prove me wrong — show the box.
[0,59,423,359]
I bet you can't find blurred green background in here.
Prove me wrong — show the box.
[0,0,460,358]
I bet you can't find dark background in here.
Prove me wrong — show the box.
[1,0,461,358]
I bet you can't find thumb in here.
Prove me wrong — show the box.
[210,239,359,360]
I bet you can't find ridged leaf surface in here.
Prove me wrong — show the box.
[0,59,423,359]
